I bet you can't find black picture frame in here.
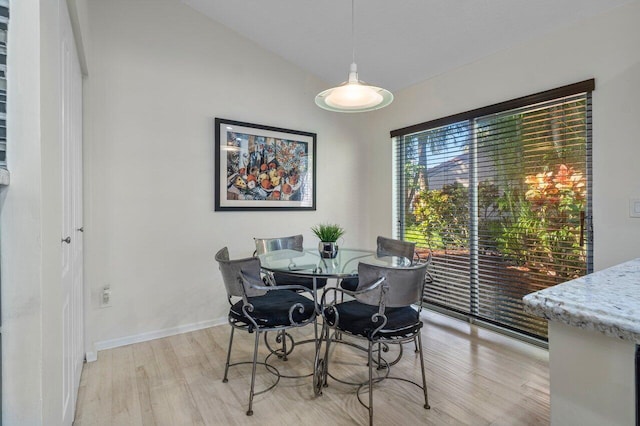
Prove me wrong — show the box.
[214,118,317,211]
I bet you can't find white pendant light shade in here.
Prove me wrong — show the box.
[315,63,393,113]
[314,0,393,113]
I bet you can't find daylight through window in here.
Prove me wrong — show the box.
[392,80,594,341]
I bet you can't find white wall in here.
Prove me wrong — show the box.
[1,0,71,423]
[0,0,44,423]
[66,0,91,75]
[39,0,67,420]
[363,0,640,272]
[548,322,635,425]
[83,0,368,354]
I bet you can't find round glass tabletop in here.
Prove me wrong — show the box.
[257,248,411,279]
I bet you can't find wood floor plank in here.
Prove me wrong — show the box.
[135,364,156,426]
[74,348,113,426]
[111,346,144,426]
[75,311,549,425]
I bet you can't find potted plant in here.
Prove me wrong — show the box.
[311,223,345,258]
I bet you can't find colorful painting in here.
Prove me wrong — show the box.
[215,118,316,211]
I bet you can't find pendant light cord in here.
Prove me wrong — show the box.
[351,0,355,64]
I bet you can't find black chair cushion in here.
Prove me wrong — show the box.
[272,272,327,290]
[339,277,358,291]
[229,290,316,328]
[324,300,422,339]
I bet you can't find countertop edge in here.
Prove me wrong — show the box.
[523,292,640,345]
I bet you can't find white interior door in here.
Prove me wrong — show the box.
[60,0,84,423]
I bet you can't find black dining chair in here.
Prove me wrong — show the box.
[339,236,419,292]
[340,236,430,358]
[215,247,317,416]
[254,234,327,360]
[315,261,431,425]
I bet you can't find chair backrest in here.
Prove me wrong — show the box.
[356,262,428,308]
[254,234,304,255]
[215,247,265,298]
[376,236,416,262]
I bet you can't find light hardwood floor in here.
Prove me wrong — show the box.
[74,310,549,425]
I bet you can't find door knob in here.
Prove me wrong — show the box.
[77,227,84,232]
[62,236,71,244]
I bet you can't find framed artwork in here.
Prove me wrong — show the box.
[214,118,316,211]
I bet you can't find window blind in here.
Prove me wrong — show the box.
[392,80,593,341]
[0,3,7,168]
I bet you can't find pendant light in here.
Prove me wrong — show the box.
[315,0,393,113]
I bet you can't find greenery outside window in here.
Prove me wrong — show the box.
[391,80,594,341]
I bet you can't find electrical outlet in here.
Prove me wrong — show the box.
[630,198,640,218]
[100,286,112,308]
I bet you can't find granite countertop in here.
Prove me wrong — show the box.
[523,258,640,344]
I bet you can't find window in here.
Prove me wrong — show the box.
[392,80,594,341]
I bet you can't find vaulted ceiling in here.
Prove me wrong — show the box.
[183,0,632,93]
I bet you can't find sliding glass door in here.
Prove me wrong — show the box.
[392,82,593,340]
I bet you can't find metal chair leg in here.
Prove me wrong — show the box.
[414,336,419,353]
[376,342,383,370]
[247,330,261,416]
[223,326,235,383]
[313,317,329,395]
[280,329,288,361]
[322,326,332,388]
[417,332,430,409]
[368,340,374,426]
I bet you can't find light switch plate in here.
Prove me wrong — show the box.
[629,198,640,218]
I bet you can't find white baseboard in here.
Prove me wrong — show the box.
[86,316,227,362]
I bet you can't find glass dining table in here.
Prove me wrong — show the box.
[257,247,411,289]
